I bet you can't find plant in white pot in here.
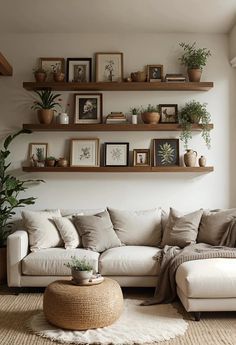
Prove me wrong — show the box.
[31,89,61,125]
[65,256,93,284]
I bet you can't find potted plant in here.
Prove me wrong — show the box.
[179,100,211,149]
[31,89,61,125]
[65,256,93,284]
[179,42,211,82]
[0,129,43,284]
[33,67,47,82]
[46,156,56,167]
[130,107,140,124]
[53,68,65,82]
[141,104,160,124]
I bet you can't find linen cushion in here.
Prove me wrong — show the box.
[197,209,236,245]
[22,209,62,252]
[99,246,161,276]
[161,208,203,248]
[108,207,162,246]
[74,210,122,253]
[53,217,80,249]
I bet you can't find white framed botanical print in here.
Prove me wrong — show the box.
[104,142,129,167]
[95,52,123,82]
[70,138,100,167]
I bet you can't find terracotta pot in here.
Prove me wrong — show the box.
[184,149,198,167]
[141,112,160,124]
[57,158,68,167]
[0,247,7,285]
[131,71,146,82]
[188,69,202,82]
[199,155,206,167]
[53,72,65,82]
[46,159,56,167]
[38,109,54,125]
[34,72,47,82]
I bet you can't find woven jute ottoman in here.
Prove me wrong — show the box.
[43,278,124,330]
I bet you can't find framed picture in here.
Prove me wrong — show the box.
[104,142,129,167]
[70,138,100,167]
[29,143,48,166]
[153,139,179,166]
[74,93,103,124]
[95,52,123,82]
[40,57,65,81]
[66,58,92,82]
[147,64,163,82]
[133,149,151,167]
[159,104,178,123]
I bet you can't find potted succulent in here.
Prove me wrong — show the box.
[31,89,61,125]
[45,156,56,167]
[130,106,140,124]
[33,67,47,82]
[179,42,211,82]
[65,256,93,284]
[179,100,211,149]
[141,104,160,124]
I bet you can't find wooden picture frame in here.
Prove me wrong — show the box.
[133,149,151,166]
[66,58,92,82]
[40,57,65,81]
[159,104,178,123]
[147,64,163,82]
[74,93,103,124]
[70,138,100,167]
[95,52,123,82]
[29,143,48,167]
[153,139,179,166]
[104,142,129,167]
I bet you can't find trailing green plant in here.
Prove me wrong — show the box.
[179,42,211,69]
[0,129,44,247]
[130,106,141,115]
[179,100,211,149]
[31,89,62,111]
[141,104,159,113]
[65,256,93,271]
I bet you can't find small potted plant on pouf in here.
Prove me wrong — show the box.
[65,256,93,284]
[33,67,47,82]
[179,42,211,82]
[31,89,61,125]
[141,104,160,124]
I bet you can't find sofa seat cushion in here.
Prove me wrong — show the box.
[22,248,99,276]
[99,246,160,276]
[176,258,236,299]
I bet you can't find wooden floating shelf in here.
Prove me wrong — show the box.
[22,166,214,173]
[23,81,214,92]
[23,123,214,132]
[0,52,13,76]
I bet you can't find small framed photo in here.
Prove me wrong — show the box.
[159,104,178,123]
[66,58,92,82]
[29,143,48,167]
[133,149,151,167]
[74,93,102,124]
[70,138,100,167]
[104,142,129,167]
[147,64,163,82]
[153,139,179,166]
[40,57,65,81]
[95,52,123,82]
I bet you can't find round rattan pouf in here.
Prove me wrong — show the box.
[43,278,124,330]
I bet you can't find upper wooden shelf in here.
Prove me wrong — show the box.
[0,52,13,76]
[23,123,214,132]
[22,81,214,92]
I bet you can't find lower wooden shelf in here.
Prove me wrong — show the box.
[22,166,214,173]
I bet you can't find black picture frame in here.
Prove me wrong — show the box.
[153,139,179,166]
[104,142,129,167]
[74,93,103,124]
[66,58,92,82]
[159,104,178,123]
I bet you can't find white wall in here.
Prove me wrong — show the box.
[0,33,235,212]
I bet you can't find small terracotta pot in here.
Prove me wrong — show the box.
[131,71,146,82]
[188,69,202,82]
[38,109,54,125]
[34,72,47,82]
[46,159,56,167]
[141,112,160,124]
[0,247,7,284]
[53,72,65,82]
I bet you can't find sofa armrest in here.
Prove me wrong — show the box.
[7,230,29,287]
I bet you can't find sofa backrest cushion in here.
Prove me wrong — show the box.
[161,208,203,248]
[108,207,162,246]
[21,209,62,252]
[53,217,81,249]
[74,210,122,253]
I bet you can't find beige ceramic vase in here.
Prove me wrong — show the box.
[184,149,198,167]
[38,109,54,125]
[199,155,206,167]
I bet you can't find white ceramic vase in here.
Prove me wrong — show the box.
[58,112,69,124]
[131,114,138,124]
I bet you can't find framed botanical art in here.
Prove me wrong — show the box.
[104,142,129,167]
[66,58,92,82]
[70,138,100,167]
[74,93,102,124]
[159,104,178,123]
[153,139,179,166]
[133,149,151,167]
[40,57,65,81]
[29,143,48,167]
[147,64,163,82]
[95,52,123,82]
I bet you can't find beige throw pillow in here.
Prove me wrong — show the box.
[53,217,80,249]
[108,207,162,246]
[74,211,122,252]
[161,208,203,248]
[22,209,62,252]
[197,209,236,245]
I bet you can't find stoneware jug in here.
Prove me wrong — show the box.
[184,149,197,167]
[199,155,206,167]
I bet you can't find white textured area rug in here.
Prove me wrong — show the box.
[28,299,188,345]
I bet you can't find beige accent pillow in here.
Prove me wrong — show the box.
[53,217,81,249]
[161,208,203,248]
[197,209,236,245]
[108,207,162,246]
[74,210,122,252]
[22,209,62,252]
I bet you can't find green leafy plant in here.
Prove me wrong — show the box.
[179,100,211,149]
[36,148,44,161]
[65,256,93,271]
[33,67,46,74]
[158,143,175,165]
[0,129,44,247]
[179,42,211,69]
[31,90,62,111]
[141,104,159,113]
[130,106,141,115]
[46,156,56,161]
